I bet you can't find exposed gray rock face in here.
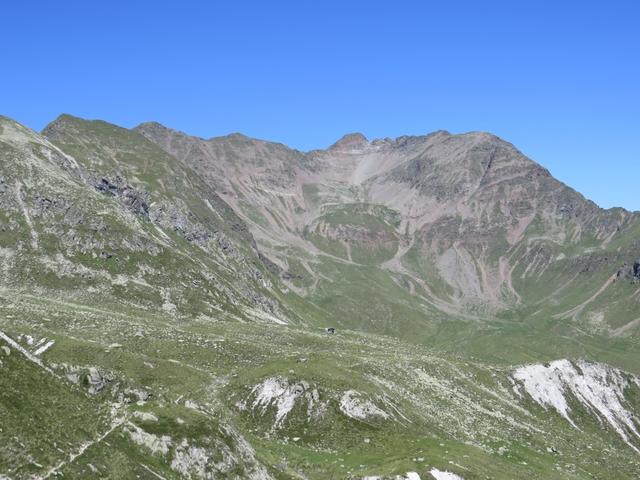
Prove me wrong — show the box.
[123,387,151,403]
[85,367,114,395]
[94,174,150,219]
[149,200,210,246]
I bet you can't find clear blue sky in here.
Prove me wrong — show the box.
[3,1,639,210]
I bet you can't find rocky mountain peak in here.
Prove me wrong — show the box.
[134,121,170,134]
[328,132,369,151]
[134,121,184,141]
[223,132,250,141]
[42,113,98,137]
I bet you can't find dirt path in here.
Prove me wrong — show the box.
[41,416,127,479]
[611,317,640,337]
[555,273,617,321]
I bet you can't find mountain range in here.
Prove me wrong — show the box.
[1,113,640,479]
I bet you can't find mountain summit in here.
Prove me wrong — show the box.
[328,132,369,151]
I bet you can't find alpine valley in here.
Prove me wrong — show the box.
[2,113,640,479]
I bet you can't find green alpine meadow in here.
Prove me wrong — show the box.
[2,113,640,480]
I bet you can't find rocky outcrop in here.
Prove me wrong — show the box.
[339,390,390,421]
[94,175,149,219]
[245,377,325,428]
[149,200,210,246]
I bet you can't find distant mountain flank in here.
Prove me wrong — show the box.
[132,115,640,332]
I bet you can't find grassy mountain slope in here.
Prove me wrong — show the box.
[2,289,640,479]
[1,114,302,324]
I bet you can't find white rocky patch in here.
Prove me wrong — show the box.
[17,334,35,345]
[33,339,55,356]
[185,399,205,412]
[430,468,464,480]
[161,288,177,314]
[512,359,640,451]
[252,377,298,427]
[125,423,172,455]
[339,390,389,421]
[250,377,322,428]
[13,181,39,249]
[170,439,214,478]
[133,411,158,422]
